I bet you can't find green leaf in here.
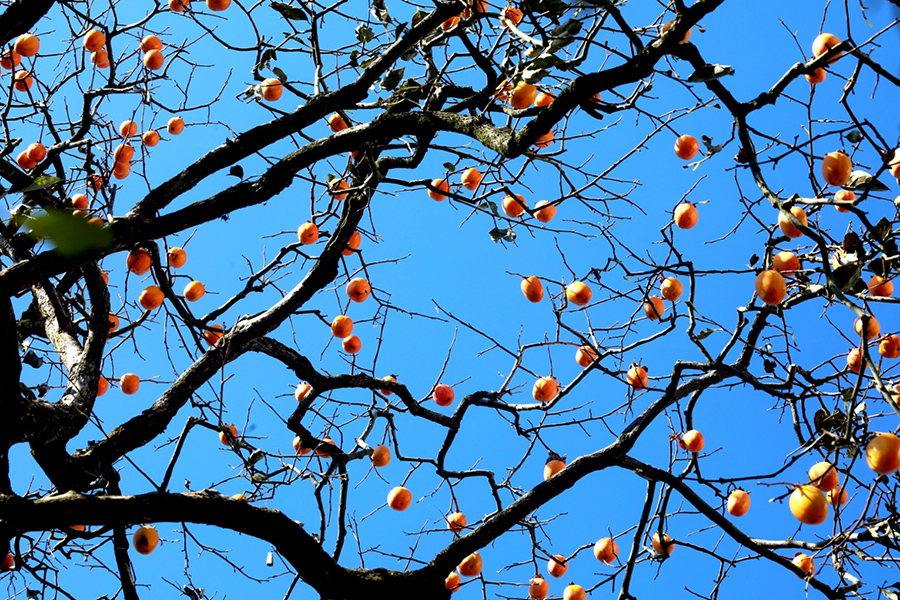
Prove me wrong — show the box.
[270,2,308,21]
[380,67,404,91]
[477,201,500,216]
[25,210,113,257]
[844,170,890,192]
[489,227,513,242]
[229,165,244,179]
[442,162,455,171]
[411,8,427,27]
[695,328,717,340]
[272,67,287,82]
[687,64,735,83]
[14,175,65,194]
[355,24,374,43]
[748,253,759,266]
[846,130,863,143]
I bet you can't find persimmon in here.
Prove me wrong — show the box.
[127,250,152,276]
[879,335,900,359]
[644,296,665,320]
[566,281,592,306]
[510,82,537,109]
[808,461,839,492]
[534,131,554,149]
[315,435,337,457]
[26,142,46,163]
[292,436,312,455]
[14,33,40,57]
[219,424,238,445]
[97,375,109,396]
[575,344,597,367]
[674,135,699,160]
[167,116,185,135]
[535,91,555,106]
[681,429,704,453]
[789,485,828,525]
[805,67,826,84]
[890,149,900,178]
[660,277,683,301]
[528,576,549,600]
[847,348,864,373]
[458,552,482,577]
[261,77,283,101]
[16,151,36,170]
[143,49,165,70]
[380,374,397,395]
[627,365,648,390]
[834,189,855,213]
[502,194,527,217]
[660,19,691,44]
[132,525,159,555]
[294,383,311,402]
[139,285,165,310]
[521,276,544,303]
[441,16,460,31]
[433,383,455,406]
[865,433,900,474]
[169,0,191,10]
[792,553,815,578]
[387,486,411,511]
[328,113,348,132]
[343,230,361,255]
[328,178,350,201]
[461,168,482,191]
[120,373,140,395]
[674,202,698,229]
[203,324,225,346]
[180,280,205,303]
[502,6,523,25]
[297,222,319,245]
[342,335,362,354]
[92,49,110,68]
[331,315,353,338]
[854,315,880,340]
[868,275,894,297]
[446,512,467,533]
[727,489,750,517]
[827,487,848,506]
[593,537,619,564]
[822,150,852,186]
[812,32,842,63]
[547,554,568,577]
[777,206,808,238]
[164,246,186,268]
[371,444,391,467]
[140,35,162,53]
[0,50,21,70]
[533,376,560,403]
[651,532,674,556]
[544,453,565,480]
[1,553,13,569]
[113,144,135,163]
[534,200,556,223]
[755,270,787,305]
[446,572,461,593]
[563,584,586,600]
[109,313,120,332]
[14,70,33,92]
[772,251,800,274]
[112,163,131,180]
[429,178,450,201]
[346,278,371,302]
[206,0,232,10]
[142,130,160,146]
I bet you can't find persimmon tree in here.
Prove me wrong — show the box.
[2,0,900,599]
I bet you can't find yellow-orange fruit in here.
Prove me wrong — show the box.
[120,372,140,395]
[132,525,159,554]
[260,77,283,101]
[822,150,852,186]
[219,423,238,445]
[183,281,205,302]
[563,584,586,600]
[140,35,162,53]
[865,433,900,475]
[532,376,560,403]
[509,82,537,109]
[521,276,544,303]
[331,315,353,338]
[139,285,165,310]
[502,194,527,218]
[294,383,312,402]
[446,571,461,593]
[644,296,665,320]
[879,334,900,359]
[341,335,362,354]
[297,222,319,245]
[854,315,880,340]
[446,512,467,533]
[772,251,801,274]
[808,461,839,492]
[346,278,371,302]
[651,532,674,556]
[458,552,482,577]
[544,456,565,480]
[681,429,704,453]
[727,489,750,517]
[167,246,187,268]
[789,485,828,525]
[834,189,855,213]
[575,345,597,367]
[847,348,864,373]
[627,365,648,390]
[534,200,556,223]
[674,135,699,160]
[547,554,568,578]
[429,178,450,201]
[660,277,683,301]
[593,537,619,564]
[371,444,391,467]
[433,384,455,406]
[674,202,698,229]
[566,281,592,306]
[777,206,808,238]
[328,113,348,132]
[203,324,225,346]
[528,576,549,600]
[868,275,894,297]
[812,33,842,63]
[461,168,482,190]
[167,117,185,135]
[14,34,40,58]
[143,49,164,70]
[755,270,787,305]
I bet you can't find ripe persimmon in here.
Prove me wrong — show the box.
[16,151,36,170]
[529,576,549,600]
[772,251,800,274]
[441,16,460,31]
[822,150,852,186]
[510,82,537,109]
[544,453,565,480]
[328,178,350,201]
[331,315,353,338]
[808,461,839,492]
[371,444,391,467]
[660,277,683,301]
[72,194,89,209]
[458,552,482,577]
[0,50,21,69]
[26,142,45,163]
[342,335,362,353]
[805,67,826,84]
[429,178,450,201]
[502,194,527,217]
[755,270,787,305]
[346,277,371,302]
[593,537,619,564]
[533,131,554,149]
[108,313,120,332]
[879,334,900,359]
[315,435,337,457]
[681,429,704,453]
[328,113,348,132]
[812,33,842,63]
[167,117,185,135]
[547,554,567,577]
[502,6,523,25]
[847,348,864,373]
[461,168,482,190]
[14,70,33,92]
[292,436,312,455]
[167,246,187,267]
[727,489,750,517]
[139,285,165,310]
[203,324,225,346]
[433,383,455,406]
[446,512,467,533]
[535,91,555,107]
[674,202,698,229]
[651,532,674,556]
[777,206,808,238]
[219,423,238,445]
[854,315,880,340]
[792,553,815,578]
[674,135,699,160]
[113,144,135,163]
[566,281,592,306]
[388,486,411,511]
[297,222,319,245]
[181,281,204,302]
[827,487,848,506]
[379,374,397,395]
[644,296,665,320]
[126,248,152,275]
[521,276,544,303]
[132,525,159,555]
[533,376,559,403]
[343,230,361,255]
[120,373,140,395]
[563,584,586,600]
[142,130,160,146]
[14,34,40,58]
[83,29,107,53]
[92,49,110,68]
[446,572,461,593]
[534,200,556,223]
[789,485,828,525]
[143,49,164,70]
[261,78,283,101]
[294,383,312,402]
[834,189,855,213]
[575,344,597,367]
[865,433,900,474]
[140,35,162,53]
[868,275,894,297]
[97,375,109,396]
[206,0,232,10]
[1,553,13,569]
[627,365,648,390]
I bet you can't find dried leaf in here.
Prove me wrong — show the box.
[270,2,308,21]
[687,64,734,83]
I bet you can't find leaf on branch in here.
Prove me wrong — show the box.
[272,67,287,82]
[269,2,308,21]
[687,64,735,83]
[380,67,405,91]
[371,0,391,23]
[257,49,277,71]
[830,262,862,292]
[477,201,500,216]
[14,175,65,194]
[695,328,718,340]
[871,217,892,242]
[25,210,114,257]
[844,170,890,192]
[411,8,427,27]
[355,24,375,43]
[530,55,564,70]
[442,162,455,171]
[846,130,863,143]
[22,350,43,368]
[489,227,516,243]
[748,253,759,267]
[700,135,724,155]
[228,165,244,179]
